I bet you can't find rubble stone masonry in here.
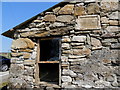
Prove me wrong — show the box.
[9,0,119,89]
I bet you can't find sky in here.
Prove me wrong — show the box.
[1,1,62,52]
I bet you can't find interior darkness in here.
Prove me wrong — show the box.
[40,38,60,61]
[39,63,59,84]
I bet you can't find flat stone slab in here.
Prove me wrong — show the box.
[76,15,101,30]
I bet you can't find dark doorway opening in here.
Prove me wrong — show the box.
[40,38,60,61]
[39,63,59,84]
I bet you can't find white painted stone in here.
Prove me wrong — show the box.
[62,76,72,83]
[72,36,86,42]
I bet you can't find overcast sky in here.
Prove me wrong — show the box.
[1,2,60,52]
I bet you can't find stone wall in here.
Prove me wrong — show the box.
[10,0,119,89]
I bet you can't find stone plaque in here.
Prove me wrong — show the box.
[76,15,101,30]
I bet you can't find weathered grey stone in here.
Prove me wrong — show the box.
[73,47,91,56]
[72,80,95,88]
[70,65,82,73]
[72,46,85,49]
[101,33,116,38]
[62,69,77,77]
[23,60,35,65]
[71,42,84,46]
[95,80,111,87]
[74,5,86,16]
[36,22,45,28]
[108,11,119,20]
[91,37,102,47]
[101,17,109,24]
[72,36,86,42]
[111,43,120,49]
[24,66,34,76]
[101,0,119,12]
[64,85,76,88]
[11,38,35,49]
[62,82,76,88]
[50,22,65,27]
[56,15,74,23]
[62,76,72,83]
[86,3,100,14]
[102,39,118,43]
[29,23,36,28]
[43,15,56,22]
[58,4,74,14]
[46,87,54,90]
[112,81,119,87]
[68,55,85,59]
[76,15,101,30]
[77,74,83,80]
[62,50,73,54]
[18,28,30,32]
[30,51,37,60]
[106,26,120,32]
[69,58,85,62]
[20,32,36,37]
[106,75,114,82]
[118,38,120,42]
[10,64,24,76]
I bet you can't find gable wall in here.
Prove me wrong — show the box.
[10,0,120,89]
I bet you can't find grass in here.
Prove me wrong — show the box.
[0,82,9,88]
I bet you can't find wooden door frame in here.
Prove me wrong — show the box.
[35,37,61,86]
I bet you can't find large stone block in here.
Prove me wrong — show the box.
[11,38,35,49]
[58,4,74,14]
[107,11,119,20]
[20,32,36,37]
[43,14,56,22]
[86,3,100,14]
[73,47,91,56]
[72,36,86,42]
[74,5,86,16]
[56,15,74,23]
[62,76,72,83]
[91,37,102,47]
[106,26,120,33]
[101,0,119,12]
[76,15,101,30]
